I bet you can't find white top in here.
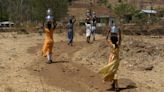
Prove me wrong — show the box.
[85,23,92,37]
[111,26,118,33]
[46,15,54,21]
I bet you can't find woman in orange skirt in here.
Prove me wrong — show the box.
[42,9,56,64]
[42,21,54,64]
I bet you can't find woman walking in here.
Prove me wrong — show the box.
[85,18,92,43]
[99,24,121,89]
[42,9,56,64]
[67,16,76,46]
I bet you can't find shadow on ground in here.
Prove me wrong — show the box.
[107,78,137,92]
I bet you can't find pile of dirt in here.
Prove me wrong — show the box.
[122,23,164,36]
[29,40,137,92]
[121,39,164,71]
[72,41,110,72]
[72,38,164,72]
[123,28,164,35]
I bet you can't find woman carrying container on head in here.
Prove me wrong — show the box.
[42,8,56,64]
[99,22,121,89]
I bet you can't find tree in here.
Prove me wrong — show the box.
[32,0,68,21]
[98,0,108,6]
[133,11,148,31]
[0,0,9,21]
[1,0,68,23]
[114,3,136,18]
[113,3,136,23]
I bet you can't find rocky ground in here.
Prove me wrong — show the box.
[0,31,163,92]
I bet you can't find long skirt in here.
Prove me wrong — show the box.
[91,26,96,39]
[68,30,74,43]
[99,59,120,82]
[42,40,54,57]
[86,29,91,37]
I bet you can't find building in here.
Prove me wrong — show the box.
[0,21,14,27]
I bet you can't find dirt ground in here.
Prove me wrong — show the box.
[0,31,164,92]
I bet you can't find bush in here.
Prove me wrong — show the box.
[107,3,112,9]
[98,0,108,6]
[1,0,68,23]
[113,3,136,19]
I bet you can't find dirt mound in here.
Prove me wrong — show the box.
[122,23,164,36]
[72,41,109,72]
[29,41,112,92]
[28,40,138,92]
[1,32,164,92]
[123,28,164,35]
[14,32,164,92]
[121,39,164,71]
[72,37,164,72]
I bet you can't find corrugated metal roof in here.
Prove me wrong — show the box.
[0,21,14,25]
[141,10,157,14]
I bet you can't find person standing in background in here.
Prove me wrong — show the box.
[91,11,97,41]
[85,18,92,43]
[67,16,76,46]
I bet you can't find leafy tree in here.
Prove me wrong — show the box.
[0,0,9,21]
[0,0,68,23]
[98,0,108,6]
[113,3,137,23]
[133,11,148,31]
[0,7,9,21]
[107,3,112,9]
[33,0,68,21]
[113,3,136,19]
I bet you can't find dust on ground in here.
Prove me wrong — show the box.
[0,31,163,92]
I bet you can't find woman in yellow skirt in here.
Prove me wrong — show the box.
[99,25,121,89]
